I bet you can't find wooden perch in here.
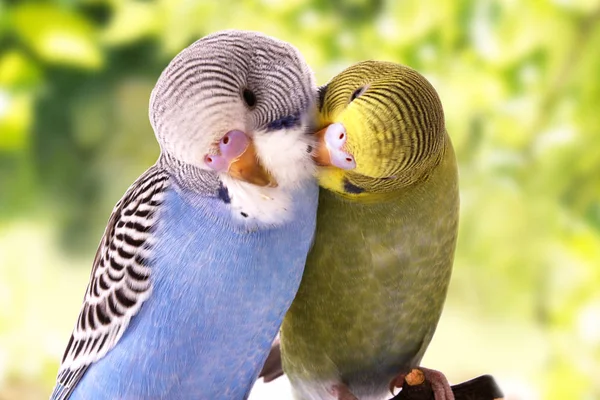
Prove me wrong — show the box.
[391,369,504,400]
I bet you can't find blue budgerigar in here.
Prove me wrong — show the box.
[50,30,318,400]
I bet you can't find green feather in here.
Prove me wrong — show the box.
[280,62,459,400]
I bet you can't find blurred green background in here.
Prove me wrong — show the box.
[1,0,599,399]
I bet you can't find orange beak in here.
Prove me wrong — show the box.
[312,126,332,167]
[228,140,277,187]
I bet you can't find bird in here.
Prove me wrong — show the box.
[263,60,460,400]
[50,29,319,400]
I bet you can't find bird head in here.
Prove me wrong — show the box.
[149,30,316,192]
[313,61,447,200]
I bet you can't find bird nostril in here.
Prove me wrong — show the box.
[204,154,227,172]
[346,157,352,162]
[339,133,344,140]
[223,136,230,145]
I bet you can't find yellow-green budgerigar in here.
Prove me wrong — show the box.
[262,60,460,400]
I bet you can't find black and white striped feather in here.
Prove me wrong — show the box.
[51,166,169,400]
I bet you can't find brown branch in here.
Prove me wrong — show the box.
[392,369,504,400]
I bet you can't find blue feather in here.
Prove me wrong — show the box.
[67,181,318,399]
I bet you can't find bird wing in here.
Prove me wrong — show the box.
[50,166,170,400]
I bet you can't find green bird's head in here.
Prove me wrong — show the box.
[312,60,447,200]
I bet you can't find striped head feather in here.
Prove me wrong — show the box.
[315,61,447,198]
[149,30,318,226]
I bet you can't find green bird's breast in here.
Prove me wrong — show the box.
[280,138,459,399]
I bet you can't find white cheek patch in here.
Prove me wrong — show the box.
[253,126,316,190]
[221,176,294,228]
[219,125,316,229]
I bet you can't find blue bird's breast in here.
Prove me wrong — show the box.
[71,181,318,400]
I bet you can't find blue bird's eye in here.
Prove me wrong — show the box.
[243,89,257,108]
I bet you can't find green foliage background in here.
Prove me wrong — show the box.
[0,0,599,399]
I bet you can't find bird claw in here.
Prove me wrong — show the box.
[389,367,455,400]
[420,367,454,400]
[389,371,407,395]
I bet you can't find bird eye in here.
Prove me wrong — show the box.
[242,89,257,108]
[350,86,367,102]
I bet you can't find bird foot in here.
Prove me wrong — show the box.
[328,383,359,400]
[389,371,504,400]
[390,367,454,400]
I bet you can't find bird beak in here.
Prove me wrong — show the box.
[311,123,357,170]
[312,126,333,166]
[229,139,278,187]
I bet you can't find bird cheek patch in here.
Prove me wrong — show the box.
[343,179,365,194]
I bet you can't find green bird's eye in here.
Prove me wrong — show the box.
[349,86,367,102]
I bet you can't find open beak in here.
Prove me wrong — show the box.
[228,139,277,187]
[311,123,357,170]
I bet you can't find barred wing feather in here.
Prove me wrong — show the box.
[50,166,169,400]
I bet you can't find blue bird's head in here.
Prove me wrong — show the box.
[149,30,318,226]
